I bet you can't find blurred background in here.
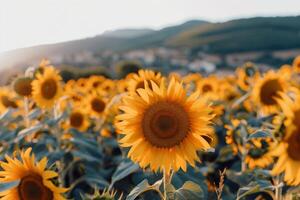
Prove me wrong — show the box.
[1,0,300,84]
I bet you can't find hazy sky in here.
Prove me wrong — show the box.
[1,0,300,53]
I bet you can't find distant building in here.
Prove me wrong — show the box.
[188,60,216,73]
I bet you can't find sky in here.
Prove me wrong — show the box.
[1,0,300,53]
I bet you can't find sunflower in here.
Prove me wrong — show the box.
[251,70,289,115]
[0,148,67,200]
[271,92,300,185]
[85,91,108,118]
[86,75,106,91]
[127,69,163,93]
[182,73,202,92]
[13,77,33,97]
[32,66,63,109]
[292,55,300,73]
[116,79,215,173]
[218,78,240,102]
[0,87,21,113]
[225,119,243,155]
[236,64,260,92]
[63,108,90,131]
[245,138,274,169]
[196,75,220,101]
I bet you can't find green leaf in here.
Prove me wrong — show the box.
[0,109,14,121]
[126,179,162,200]
[217,145,235,162]
[247,130,273,140]
[14,124,43,142]
[28,109,42,120]
[174,181,204,200]
[69,175,109,191]
[226,170,253,186]
[0,180,20,192]
[236,180,274,199]
[110,159,140,187]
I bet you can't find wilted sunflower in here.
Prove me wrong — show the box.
[127,69,163,93]
[0,148,67,200]
[0,87,20,113]
[32,66,63,109]
[271,92,300,185]
[116,79,214,173]
[251,71,289,114]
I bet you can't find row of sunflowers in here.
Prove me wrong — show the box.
[1,57,300,199]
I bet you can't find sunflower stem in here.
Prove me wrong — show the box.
[274,174,283,200]
[163,168,172,200]
[24,97,30,128]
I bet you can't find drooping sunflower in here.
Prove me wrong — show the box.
[0,148,67,200]
[251,70,289,115]
[116,79,215,173]
[271,92,300,185]
[32,66,63,109]
[127,69,163,93]
[13,77,33,97]
[0,87,21,114]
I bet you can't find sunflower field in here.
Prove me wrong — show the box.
[1,56,300,200]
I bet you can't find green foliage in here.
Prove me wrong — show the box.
[170,16,300,54]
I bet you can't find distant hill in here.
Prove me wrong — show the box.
[102,28,154,38]
[1,16,300,70]
[168,16,300,53]
[0,20,207,69]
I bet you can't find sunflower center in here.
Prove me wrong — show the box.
[41,79,57,99]
[1,96,18,108]
[142,101,189,147]
[259,79,283,105]
[14,78,33,96]
[287,132,300,161]
[70,112,84,128]
[18,174,53,200]
[91,98,105,113]
[202,84,213,93]
[292,109,300,133]
[93,81,101,88]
